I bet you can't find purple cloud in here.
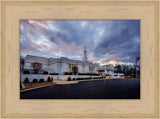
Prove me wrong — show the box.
[20,20,140,63]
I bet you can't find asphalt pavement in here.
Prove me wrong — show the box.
[20,78,140,99]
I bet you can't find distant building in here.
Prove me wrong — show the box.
[96,65,115,77]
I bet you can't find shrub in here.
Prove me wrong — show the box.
[78,73,100,76]
[69,72,73,75]
[24,77,29,83]
[23,70,30,74]
[50,77,53,82]
[66,77,71,81]
[43,71,48,74]
[79,78,84,80]
[63,72,68,75]
[49,73,59,75]
[68,77,71,81]
[32,79,38,83]
[47,77,51,82]
[39,79,44,82]
[63,72,73,75]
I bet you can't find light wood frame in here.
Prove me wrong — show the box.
[0,0,159,118]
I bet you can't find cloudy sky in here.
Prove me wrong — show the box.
[20,20,140,64]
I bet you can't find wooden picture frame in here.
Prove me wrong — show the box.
[0,0,159,118]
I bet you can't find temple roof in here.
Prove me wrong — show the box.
[25,55,96,66]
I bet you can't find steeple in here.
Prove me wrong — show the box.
[83,45,88,61]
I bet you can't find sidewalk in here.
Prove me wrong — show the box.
[53,79,79,84]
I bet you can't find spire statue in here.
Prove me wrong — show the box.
[83,45,88,61]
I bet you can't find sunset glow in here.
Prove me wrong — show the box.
[20,20,140,64]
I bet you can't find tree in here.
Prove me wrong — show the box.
[31,62,42,74]
[115,65,122,73]
[135,56,140,78]
[20,58,25,72]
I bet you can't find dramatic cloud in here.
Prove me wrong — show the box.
[20,20,140,63]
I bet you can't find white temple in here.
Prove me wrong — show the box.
[23,46,100,74]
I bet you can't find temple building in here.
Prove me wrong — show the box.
[22,46,100,74]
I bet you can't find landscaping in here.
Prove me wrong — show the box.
[21,76,54,91]
[21,82,54,91]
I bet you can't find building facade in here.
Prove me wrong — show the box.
[22,46,100,74]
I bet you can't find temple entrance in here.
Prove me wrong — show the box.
[69,64,78,75]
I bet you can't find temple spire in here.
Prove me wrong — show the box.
[83,45,88,61]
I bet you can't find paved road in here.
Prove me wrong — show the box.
[20,79,140,99]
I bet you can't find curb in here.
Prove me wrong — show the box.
[72,78,136,82]
[20,83,55,92]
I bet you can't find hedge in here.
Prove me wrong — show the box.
[66,77,71,81]
[49,73,59,75]
[39,79,44,82]
[23,70,30,74]
[33,79,38,83]
[47,77,51,82]
[43,71,48,74]
[24,77,29,83]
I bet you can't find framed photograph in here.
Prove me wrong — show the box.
[0,0,159,118]
[20,19,140,99]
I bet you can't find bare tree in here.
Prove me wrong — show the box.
[31,62,42,74]
[135,56,140,78]
[20,59,25,72]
